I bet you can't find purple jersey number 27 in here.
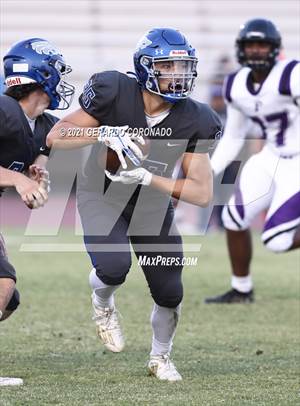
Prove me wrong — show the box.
[251,111,289,146]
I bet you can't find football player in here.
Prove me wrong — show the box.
[47,28,221,381]
[0,38,74,385]
[205,18,300,304]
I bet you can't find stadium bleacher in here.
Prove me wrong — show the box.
[1,0,299,108]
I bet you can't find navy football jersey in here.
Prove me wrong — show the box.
[77,71,222,205]
[0,95,57,173]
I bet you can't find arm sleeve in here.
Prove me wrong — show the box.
[290,62,300,106]
[210,103,247,176]
[78,71,119,122]
[186,107,223,154]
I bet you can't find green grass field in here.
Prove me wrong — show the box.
[0,232,299,405]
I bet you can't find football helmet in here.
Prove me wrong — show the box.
[133,28,198,103]
[3,38,74,109]
[236,18,282,70]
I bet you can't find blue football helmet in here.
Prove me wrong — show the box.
[133,28,198,103]
[3,38,75,109]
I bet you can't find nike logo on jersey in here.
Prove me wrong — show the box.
[40,147,46,152]
[167,142,181,147]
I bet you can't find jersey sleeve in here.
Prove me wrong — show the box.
[210,103,247,176]
[186,106,222,154]
[78,71,120,123]
[0,108,8,138]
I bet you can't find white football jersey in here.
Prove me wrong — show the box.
[225,59,300,156]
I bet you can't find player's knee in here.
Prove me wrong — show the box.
[221,205,248,231]
[0,257,17,281]
[151,282,183,308]
[263,232,294,253]
[5,288,20,311]
[94,254,131,285]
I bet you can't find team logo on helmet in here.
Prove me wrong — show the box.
[135,36,152,51]
[31,41,59,56]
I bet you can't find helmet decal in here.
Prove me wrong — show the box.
[31,40,59,56]
[135,36,152,51]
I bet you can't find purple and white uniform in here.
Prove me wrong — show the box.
[211,59,300,252]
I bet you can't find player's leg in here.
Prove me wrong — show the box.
[0,235,23,386]
[262,155,300,254]
[205,149,275,303]
[0,233,20,321]
[131,207,183,380]
[290,224,300,249]
[78,195,132,352]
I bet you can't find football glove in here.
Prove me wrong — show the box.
[105,168,152,186]
[98,125,145,169]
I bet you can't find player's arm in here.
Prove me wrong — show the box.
[210,104,247,176]
[150,153,212,207]
[46,108,100,149]
[106,153,213,207]
[0,166,47,208]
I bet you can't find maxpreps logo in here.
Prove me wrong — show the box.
[31,41,59,56]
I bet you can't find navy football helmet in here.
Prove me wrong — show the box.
[236,18,282,70]
[3,38,75,109]
[133,28,198,103]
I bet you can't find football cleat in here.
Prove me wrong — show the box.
[0,377,23,386]
[92,298,125,353]
[204,288,254,304]
[148,354,182,381]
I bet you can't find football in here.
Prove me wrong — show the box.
[97,138,151,174]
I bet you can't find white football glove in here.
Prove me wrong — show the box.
[98,125,145,169]
[105,168,152,186]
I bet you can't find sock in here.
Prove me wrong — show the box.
[89,268,120,309]
[231,275,253,293]
[150,304,181,357]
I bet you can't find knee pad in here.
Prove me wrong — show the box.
[94,259,130,286]
[152,282,183,308]
[6,289,20,311]
[263,230,295,253]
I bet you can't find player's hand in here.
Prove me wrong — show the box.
[28,164,51,193]
[98,125,145,169]
[105,168,152,186]
[14,173,48,209]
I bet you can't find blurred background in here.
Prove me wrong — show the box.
[1,0,299,109]
[0,0,300,235]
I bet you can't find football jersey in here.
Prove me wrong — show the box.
[0,95,58,196]
[77,70,222,206]
[224,59,300,156]
[0,95,57,171]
